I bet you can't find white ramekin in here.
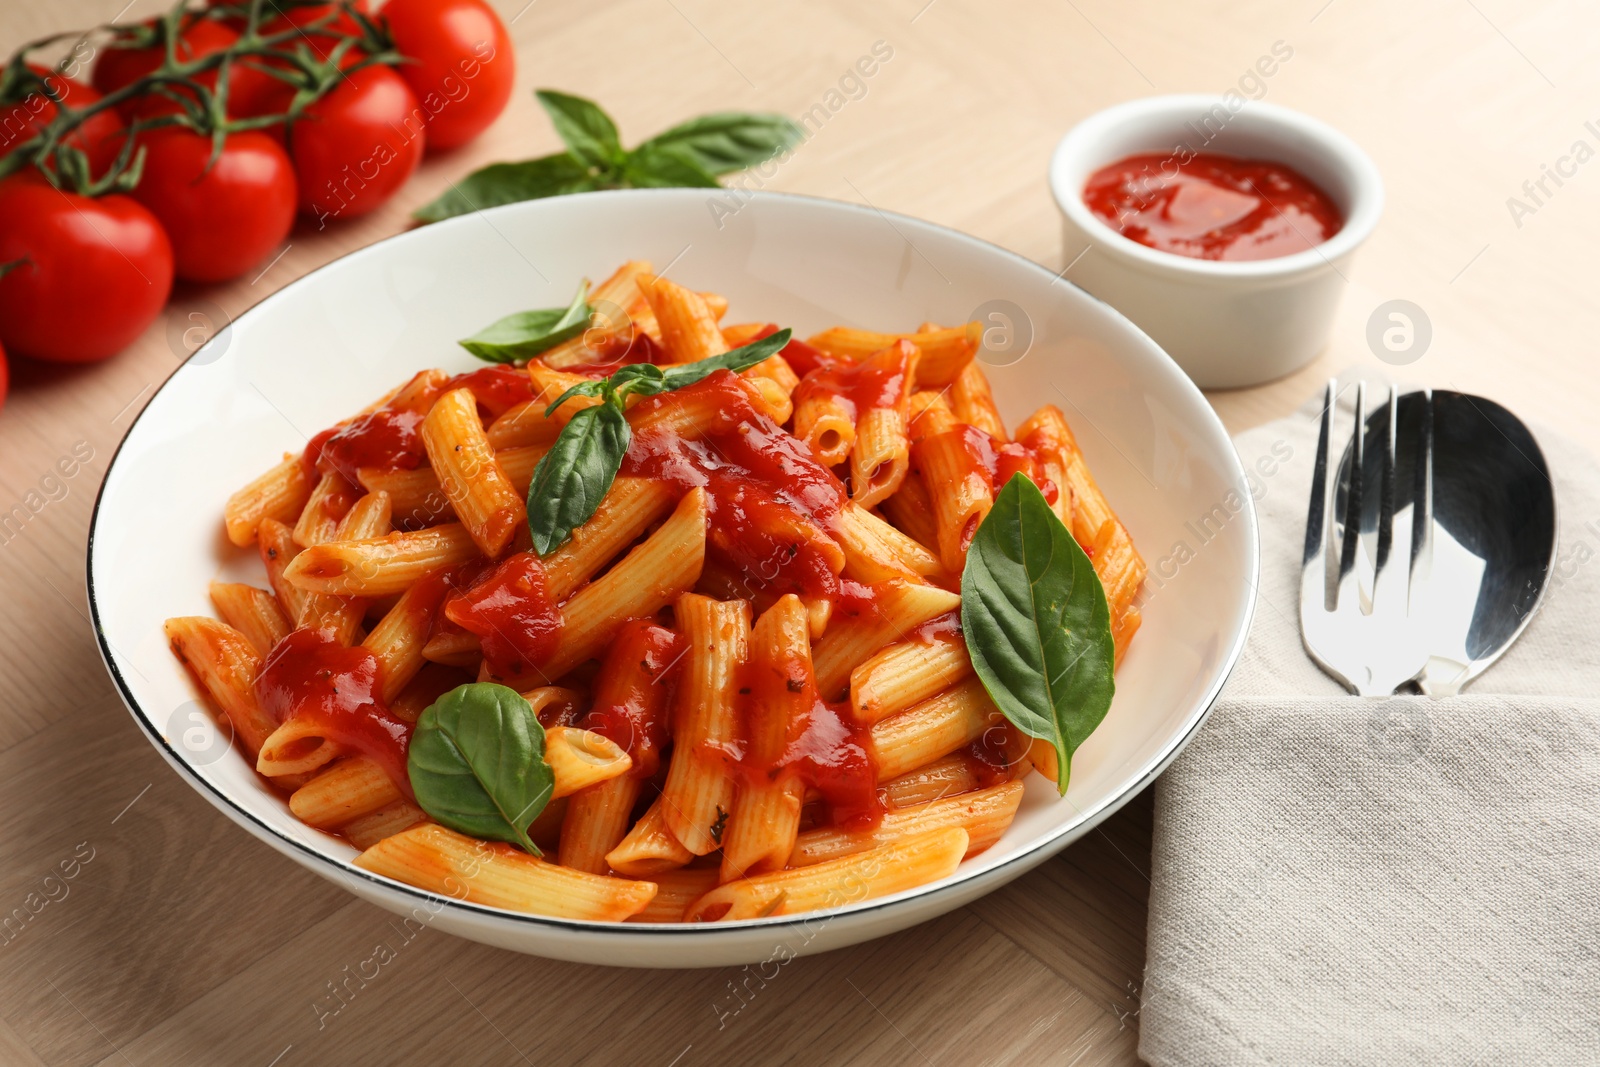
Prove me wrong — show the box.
[1048,94,1383,389]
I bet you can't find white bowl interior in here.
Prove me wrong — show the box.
[90,189,1256,962]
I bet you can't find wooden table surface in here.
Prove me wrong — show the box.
[2,1,1595,1064]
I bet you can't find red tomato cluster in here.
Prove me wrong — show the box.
[0,0,515,386]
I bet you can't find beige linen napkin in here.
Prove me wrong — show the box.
[1139,385,1600,1065]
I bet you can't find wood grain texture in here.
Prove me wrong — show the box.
[2,0,1595,1063]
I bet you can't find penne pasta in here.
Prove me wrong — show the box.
[559,775,640,876]
[170,261,1147,922]
[256,716,344,779]
[224,453,313,547]
[659,593,748,855]
[746,374,794,425]
[626,867,721,923]
[293,469,356,549]
[914,429,995,575]
[852,406,911,509]
[812,580,962,699]
[949,362,1007,442]
[484,399,565,450]
[164,616,278,759]
[789,781,1023,866]
[850,633,973,725]
[639,272,728,363]
[343,801,429,850]
[359,445,544,529]
[606,798,696,878]
[836,502,945,585]
[541,477,678,601]
[720,595,811,882]
[296,489,392,644]
[362,569,451,704]
[807,324,979,387]
[684,827,969,921]
[537,487,707,679]
[870,677,1005,782]
[289,755,401,829]
[792,389,855,466]
[208,581,291,658]
[421,387,524,558]
[282,524,481,597]
[258,518,310,622]
[545,727,632,798]
[355,824,657,921]
[878,753,986,809]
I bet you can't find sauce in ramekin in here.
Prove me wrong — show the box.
[1083,152,1342,261]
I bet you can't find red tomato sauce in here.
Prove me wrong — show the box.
[791,345,911,424]
[445,365,537,418]
[919,424,1060,504]
[303,366,534,482]
[304,407,427,483]
[908,609,963,644]
[255,627,413,796]
[622,372,850,602]
[736,324,833,378]
[1083,152,1342,261]
[442,552,562,685]
[583,619,682,778]
[561,329,668,379]
[962,726,1022,789]
[735,643,883,830]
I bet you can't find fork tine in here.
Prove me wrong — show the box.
[1411,387,1434,580]
[1375,384,1398,572]
[1336,382,1366,601]
[1302,378,1337,611]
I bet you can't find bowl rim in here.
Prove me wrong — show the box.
[86,186,1260,938]
[1048,93,1385,281]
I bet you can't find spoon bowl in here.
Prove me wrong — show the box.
[1342,390,1556,696]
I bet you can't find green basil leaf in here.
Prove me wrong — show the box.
[634,112,803,175]
[413,153,597,223]
[651,328,792,393]
[536,89,624,170]
[407,683,555,855]
[961,473,1116,794]
[527,401,631,555]
[459,281,591,364]
[599,362,667,404]
[620,144,721,189]
[543,379,607,417]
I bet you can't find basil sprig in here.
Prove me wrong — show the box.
[407,683,555,855]
[415,90,803,223]
[961,474,1116,793]
[525,328,792,554]
[459,281,591,364]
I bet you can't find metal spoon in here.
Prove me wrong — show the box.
[1340,389,1557,696]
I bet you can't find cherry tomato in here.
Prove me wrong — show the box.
[289,64,423,222]
[0,67,126,176]
[124,127,296,283]
[264,1,371,59]
[92,15,241,121]
[223,1,373,120]
[0,175,174,363]
[380,0,514,151]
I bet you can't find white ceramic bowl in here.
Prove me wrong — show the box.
[88,189,1257,967]
[1049,94,1384,389]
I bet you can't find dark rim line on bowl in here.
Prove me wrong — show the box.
[85,187,1259,935]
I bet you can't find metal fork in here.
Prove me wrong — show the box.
[1299,380,1431,696]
